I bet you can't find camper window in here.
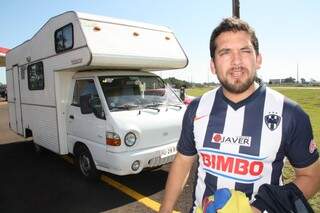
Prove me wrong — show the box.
[27,62,44,90]
[55,23,74,53]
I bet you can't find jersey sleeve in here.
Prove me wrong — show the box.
[283,99,319,168]
[177,98,200,156]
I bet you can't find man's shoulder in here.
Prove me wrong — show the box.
[265,86,285,99]
[265,86,300,110]
[187,87,220,110]
[265,87,311,131]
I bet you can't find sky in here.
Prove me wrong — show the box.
[1,0,320,84]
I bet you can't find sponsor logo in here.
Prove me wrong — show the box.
[309,139,317,154]
[194,114,208,121]
[199,149,267,183]
[264,112,281,131]
[211,133,251,147]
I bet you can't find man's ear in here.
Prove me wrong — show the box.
[256,53,262,70]
[210,59,216,75]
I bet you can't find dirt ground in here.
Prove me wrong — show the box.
[0,100,25,144]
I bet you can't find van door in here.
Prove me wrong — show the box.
[13,65,23,135]
[67,79,106,152]
[6,68,17,132]
[7,65,23,134]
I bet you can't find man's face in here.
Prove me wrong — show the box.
[211,31,262,94]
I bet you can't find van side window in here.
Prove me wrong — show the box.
[55,23,74,53]
[27,62,44,90]
[72,79,105,119]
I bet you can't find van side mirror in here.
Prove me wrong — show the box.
[80,94,93,114]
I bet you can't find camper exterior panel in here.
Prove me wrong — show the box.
[80,19,187,70]
[47,47,91,71]
[54,71,77,154]
[8,102,17,132]
[5,11,88,69]
[20,62,56,107]
[22,104,60,153]
[90,54,187,70]
[5,42,31,69]
[76,11,170,32]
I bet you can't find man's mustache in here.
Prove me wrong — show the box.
[228,66,248,72]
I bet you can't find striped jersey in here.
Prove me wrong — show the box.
[177,85,319,212]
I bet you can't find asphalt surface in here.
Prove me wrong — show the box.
[0,100,195,213]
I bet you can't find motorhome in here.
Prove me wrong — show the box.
[5,11,188,178]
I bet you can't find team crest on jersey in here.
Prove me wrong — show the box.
[211,133,251,147]
[264,112,281,131]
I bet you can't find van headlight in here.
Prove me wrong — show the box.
[124,132,137,147]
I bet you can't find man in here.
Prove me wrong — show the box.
[160,18,320,213]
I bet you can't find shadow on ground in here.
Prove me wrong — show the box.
[0,141,168,213]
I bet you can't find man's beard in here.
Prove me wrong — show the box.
[217,68,256,94]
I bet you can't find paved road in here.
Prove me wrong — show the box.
[0,101,195,213]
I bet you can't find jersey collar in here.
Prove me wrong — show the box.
[218,84,266,110]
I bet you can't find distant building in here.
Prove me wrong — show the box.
[0,47,10,67]
[269,79,282,84]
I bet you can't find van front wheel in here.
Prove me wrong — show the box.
[75,146,99,180]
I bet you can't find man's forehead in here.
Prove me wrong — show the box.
[217,30,250,38]
[215,31,252,48]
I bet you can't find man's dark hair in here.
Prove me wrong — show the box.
[209,17,259,59]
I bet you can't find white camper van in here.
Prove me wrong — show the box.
[5,11,188,178]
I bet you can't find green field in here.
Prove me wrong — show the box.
[187,86,320,211]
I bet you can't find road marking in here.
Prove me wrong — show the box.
[62,155,180,213]
[62,155,74,164]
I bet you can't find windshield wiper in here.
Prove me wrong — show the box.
[166,104,183,110]
[111,104,139,111]
[143,104,161,112]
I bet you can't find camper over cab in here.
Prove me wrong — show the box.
[5,11,188,178]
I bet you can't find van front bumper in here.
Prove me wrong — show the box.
[95,142,177,176]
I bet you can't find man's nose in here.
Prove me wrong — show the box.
[231,51,242,66]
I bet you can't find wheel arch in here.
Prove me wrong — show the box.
[73,141,88,156]
[25,128,33,138]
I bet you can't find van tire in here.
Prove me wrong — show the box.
[33,142,43,153]
[75,145,99,180]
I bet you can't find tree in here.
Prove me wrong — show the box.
[164,77,192,88]
[282,77,296,84]
[301,78,307,84]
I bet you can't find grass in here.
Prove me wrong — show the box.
[187,86,320,211]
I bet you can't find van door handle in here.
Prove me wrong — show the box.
[69,115,74,119]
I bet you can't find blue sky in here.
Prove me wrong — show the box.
[1,0,320,83]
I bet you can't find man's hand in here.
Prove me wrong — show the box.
[196,188,253,213]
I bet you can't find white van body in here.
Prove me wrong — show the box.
[5,11,188,176]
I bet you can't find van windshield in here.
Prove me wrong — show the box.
[98,76,182,111]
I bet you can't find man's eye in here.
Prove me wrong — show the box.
[219,50,230,56]
[241,48,252,53]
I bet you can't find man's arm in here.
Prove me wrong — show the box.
[293,159,320,199]
[159,152,196,213]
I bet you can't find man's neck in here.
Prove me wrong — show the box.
[222,82,259,103]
